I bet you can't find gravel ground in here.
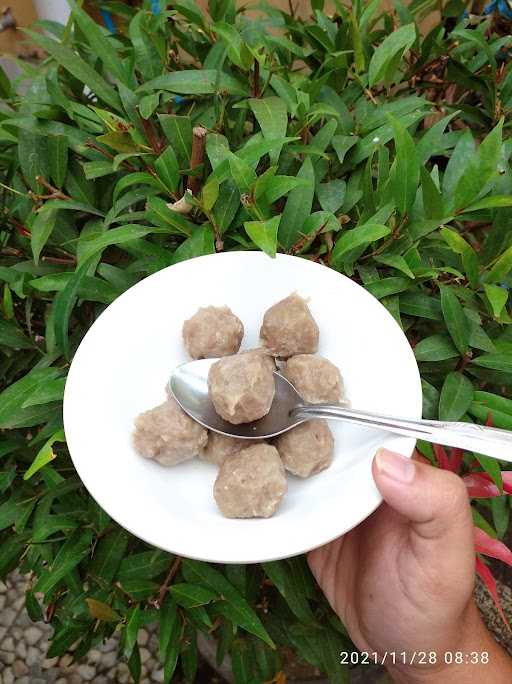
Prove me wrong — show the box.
[1,571,511,683]
[0,571,168,684]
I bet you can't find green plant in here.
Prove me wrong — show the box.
[1,0,512,681]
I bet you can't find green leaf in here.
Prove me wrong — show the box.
[53,256,96,358]
[332,135,358,165]
[278,157,315,250]
[368,23,416,87]
[389,114,419,216]
[484,284,508,318]
[89,528,129,583]
[169,583,218,608]
[146,196,194,236]
[171,226,215,265]
[0,368,61,430]
[24,30,121,112]
[24,429,65,480]
[158,114,192,166]
[78,225,164,264]
[374,254,414,278]
[317,180,346,214]
[420,166,444,220]
[244,215,280,258]
[228,152,257,196]
[399,292,442,319]
[34,529,93,595]
[159,595,180,663]
[48,136,68,189]
[202,178,219,212]
[464,196,512,213]
[18,132,49,192]
[332,224,391,266]
[416,111,459,164]
[472,353,512,372]
[440,227,479,288]
[487,245,512,283]
[21,378,65,407]
[248,97,288,163]
[118,550,171,582]
[31,208,58,266]
[438,372,474,421]
[124,605,141,660]
[113,172,165,201]
[475,453,503,491]
[139,69,248,96]
[440,286,469,356]
[182,559,274,647]
[414,334,459,362]
[69,0,128,85]
[0,320,33,350]
[139,92,160,120]
[155,146,180,193]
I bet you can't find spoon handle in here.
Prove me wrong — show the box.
[291,404,512,462]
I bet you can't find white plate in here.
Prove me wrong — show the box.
[64,252,422,564]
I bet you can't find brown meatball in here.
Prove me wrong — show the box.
[208,353,275,424]
[133,398,207,466]
[260,293,319,358]
[239,347,276,374]
[275,420,334,477]
[200,432,247,466]
[213,444,287,518]
[183,306,244,359]
[283,354,343,404]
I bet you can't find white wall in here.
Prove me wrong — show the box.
[33,0,71,23]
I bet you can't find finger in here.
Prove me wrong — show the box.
[372,448,473,545]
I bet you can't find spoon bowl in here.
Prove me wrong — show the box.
[169,358,306,439]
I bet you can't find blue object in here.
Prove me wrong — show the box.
[174,96,185,105]
[483,0,512,19]
[463,0,512,19]
[100,9,116,33]
[151,0,161,15]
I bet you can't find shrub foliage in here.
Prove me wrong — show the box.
[0,0,512,681]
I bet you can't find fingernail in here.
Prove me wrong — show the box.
[375,448,415,483]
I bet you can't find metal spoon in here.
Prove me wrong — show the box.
[169,358,512,462]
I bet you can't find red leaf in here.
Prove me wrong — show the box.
[433,444,450,470]
[501,472,512,495]
[449,447,464,473]
[464,473,501,498]
[486,412,494,427]
[474,527,512,567]
[465,472,512,496]
[475,555,510,629]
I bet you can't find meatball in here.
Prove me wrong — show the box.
[183,305,244,359]
[275,420,334,477]
[283,354,343,404]
[260,293,319,358]
[133,398,207,466]
[213,444,287,518]
[239,347,276,374]
[208,353,275,424]
[200,432,247,466]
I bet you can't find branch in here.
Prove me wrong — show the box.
[187,126,207,196]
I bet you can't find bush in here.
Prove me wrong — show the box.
[1,0,512,681]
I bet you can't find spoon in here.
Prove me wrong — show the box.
[169,358,512,462]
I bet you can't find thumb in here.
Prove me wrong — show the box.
[372,448,474,546]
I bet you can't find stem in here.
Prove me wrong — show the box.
[252,59,261,98]
[155,556,182,609]
[187,126,207,196]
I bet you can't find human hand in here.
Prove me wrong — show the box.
[308,448,512,683]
